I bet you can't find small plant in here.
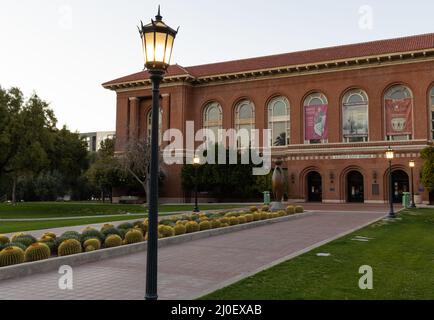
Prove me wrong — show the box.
[286,206,295,215]
[124,230,144,244]
[0,247,25,267]
[104,235,123,248]
[174,224,187,236]
[199,221,212,231]
[83,238,101,251]
[211,220,222,229]
[229,217,239,226]
[295,206,304,213]
[14,235,37,248]
[58,239,82,257]
[0,235,10,246]
[24,243,51,262]
[185,221,200,233]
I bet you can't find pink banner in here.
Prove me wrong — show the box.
[385,98,413,136]
[305,104,328,140]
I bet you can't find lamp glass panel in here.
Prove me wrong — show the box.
[155,32,167,63]
[164,35,174,64]
[145,32,155,63]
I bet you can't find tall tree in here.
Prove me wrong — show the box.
[421,146,434,193]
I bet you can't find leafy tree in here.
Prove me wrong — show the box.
[421,146,434,192]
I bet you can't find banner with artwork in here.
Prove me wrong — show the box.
[385,98,413,136]
[342,104,368,137]
[305,104,328,140]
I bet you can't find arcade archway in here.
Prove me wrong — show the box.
[307,171,322,202]
[347,171,364,203]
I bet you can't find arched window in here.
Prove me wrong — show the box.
[342,89,369,143]
[235,100,255,148]
[147,108,163,146]
[203,102,223,143]
[268,97,290,146]
[304,93,328,144]
[384,85,413,141]
[430,86,434,140]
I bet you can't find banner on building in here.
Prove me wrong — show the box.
[385,98,413,136]
[305,104,328,140]
[342,104,368,137]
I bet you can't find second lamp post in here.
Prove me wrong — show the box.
[386,147,396,219]
[193,156,201,213]
[409,160,416,208]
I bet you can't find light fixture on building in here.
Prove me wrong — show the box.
[409,160,416,208]
[139,6,178,301]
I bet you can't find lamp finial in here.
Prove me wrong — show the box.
[156,5,162,21]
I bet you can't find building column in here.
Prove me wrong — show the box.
[129,97,140,141]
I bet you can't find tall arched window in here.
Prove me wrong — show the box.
[235,100,255,148]
[384,85,413,141]
[342,89,369,143]
[203,102,223,143]
[304,93,328,144]
[147,108,163,146]
[430,86,434,140]
[268,97,290,146]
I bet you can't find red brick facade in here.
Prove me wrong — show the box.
[104,34,434,204]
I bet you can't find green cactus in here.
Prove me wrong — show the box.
[58,239,82,257]
[124,230,144,245]
[185,221,200,234]
[42,232,57,239]
[83,238,101,251]
[104,235,123,248]
[244,214,254,223]
[174,224,187,236]
[250,206,258,212]
[0,247,25,267]
[238,216,247,224]
[11,233,28,242]
[39,236,57,254]
[229,217,239,226]
[219,217,229,225]
[199,221,212,231]
[14,235,37,248]
[0,235,10,246]
[278,210,286,217]
[295,206,304,213]
[81,229,105,243]
[85,245,96,252]
[3,242,27,251]
[158,225,175,238]
[100,224,115,232]
[211,220,222,229]
[101,227,123,239]
[117,222,134,231]
[24,243,51,262]
[286,206,296,215]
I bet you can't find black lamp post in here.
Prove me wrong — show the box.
[193,156,201,213]
[386,147,396,219]
[409,160,416,208]
[139,6,178,301]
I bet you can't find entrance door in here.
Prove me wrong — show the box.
[307,171,322,202]
[391,170,409,204]
[347,171,364,203]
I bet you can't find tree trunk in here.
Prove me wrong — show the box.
[12,176,17,205]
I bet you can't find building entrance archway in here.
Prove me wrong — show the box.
[307,171,322,202]
[347,171,364,203]
[392,170,409,204]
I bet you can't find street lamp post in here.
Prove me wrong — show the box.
[193,156,201,213]
[409,160,416,208]
[386,147,396,219]
[139,6,178,301]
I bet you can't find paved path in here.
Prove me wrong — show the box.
[0,209,386,300]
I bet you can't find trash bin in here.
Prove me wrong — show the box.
[402,192,410,208]
[263,191,271,206]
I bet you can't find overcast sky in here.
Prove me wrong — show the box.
[0,0,432,133]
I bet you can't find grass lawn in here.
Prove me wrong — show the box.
[202,208,434,300]
[0,202,246,219]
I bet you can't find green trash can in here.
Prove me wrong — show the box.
[402,192,411,208]
[263,191,271,206]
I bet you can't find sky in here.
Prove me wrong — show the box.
[0,0,433,133]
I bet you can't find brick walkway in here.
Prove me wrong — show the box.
[0,208,387,300]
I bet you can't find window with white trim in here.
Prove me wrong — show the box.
[203,102,223,143]
[342,89,369,143]
[268,97,290,147]
[384,85,413,141]
[235,100,255,148]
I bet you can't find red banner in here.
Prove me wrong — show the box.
[305,104,328,140]
[385,98,413,136]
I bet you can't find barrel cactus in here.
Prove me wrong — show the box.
[0,247,25,267]
[250,206,258,212]
[124,230,144,244]
[11,232,27,242]
[24,243,51,262]
[158,225,175,238]
[278,211,286,217]
[219,217,229,225]
[134,222,147,235]
[4,242,27,251]
[102,227,123,239]
[81,229,105,243]
[244,214,254,223]
[261,205,270,212]
[295,206,304,213]
[83,238,101,251]
[199,221,212,231]
[59,231,81,242]
[39,236,57,254]
[229,217,239,226]
[58,239,82,257]
[260,212,268,220]
[85,245,96,252]
[253,212,261,221]
[0,235,10,246]
[100,224,115,232]
[286,206,296,215]
[211,220,222,229]
[271,212,280,219]
[42,232,57,239]
[237,216,247,224]
[14,235,37,247]
[104,235,123,248]
[185,221,200,234]
[174,224,187,236]
[117,222,134,231]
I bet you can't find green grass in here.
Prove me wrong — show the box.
[202,208,434,300]
[0,202,246,219]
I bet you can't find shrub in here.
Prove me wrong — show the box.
[211,220,222,229]
[185,221,200,233]
[295,206,304,213]
[14,235,37,248]
[0,235,10,246]
[117,222,134,231]
[244,214,254,223]
[199,221,212,231]
[83,238,101,251]
[250,206,258,212]
[124,230,144,244]
[286,206,295,215]
[104,235,123,248]
[81,229,105,243]
[101,227,123,239]
[229,217,239,226]
[238,216,247,224]
[24,243,51,262]
[58,239,82,257]
[0,247,25,267]
[253,212,261,221]
[174,224,187,236]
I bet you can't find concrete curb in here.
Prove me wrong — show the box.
[0,211,313,281]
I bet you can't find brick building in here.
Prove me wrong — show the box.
[103,33,434,204]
